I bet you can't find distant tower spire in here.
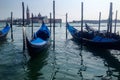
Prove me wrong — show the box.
[38,13,41,18]
[26,5,30,24]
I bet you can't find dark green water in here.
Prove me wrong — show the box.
[0,23,120,80]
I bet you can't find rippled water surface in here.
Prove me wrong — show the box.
[0,23,120,80]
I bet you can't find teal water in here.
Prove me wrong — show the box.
[0,23,120,80]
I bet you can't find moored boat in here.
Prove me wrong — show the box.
[67,23,120,50]
[0,24,10,41]
[26,22,51,57]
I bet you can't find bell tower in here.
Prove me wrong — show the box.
[26,6,30,24]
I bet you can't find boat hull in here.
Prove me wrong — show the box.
[0,33,8,41]
[67,23,120,50]
[83,38,120,50]
[0,25,10,41]
[26,37,50,57]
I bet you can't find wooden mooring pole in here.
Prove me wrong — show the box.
[22,2,25,51]
[81,2,83,33]
[53,0,55,50]
[66,13,68,40]
[98,12,101,32]
[31,13,34,38]
[10,12,14,41]
[107,2,113,34]
[114,10,118,34]
[109,2,113,34]
[50,12,52,33]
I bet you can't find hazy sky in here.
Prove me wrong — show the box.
[0,0,120,22]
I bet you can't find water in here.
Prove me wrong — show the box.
[0,23,120,80]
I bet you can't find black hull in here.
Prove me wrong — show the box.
[72,34,120,50]
[0,33,8,41]
[67,24,120,50]
[83,38,120,50]
[26,37,50,57]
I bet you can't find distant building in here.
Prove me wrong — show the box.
[48,18,62,23]
[26,6,30,24]
[32,13,48,23]
[0,6,62,25]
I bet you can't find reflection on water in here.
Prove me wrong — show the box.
[72,37,120,80]
[0,23,120,80]
[77,45,87,80]
[26,51,48,80]
[85,47,120,80]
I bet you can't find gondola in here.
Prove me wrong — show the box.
[83,36,120,50]
[0,24,10,41]
[26,22,51,57]
[85,23,107,35]
[85,23,120,40]
[85,23,97,32]
[67,23,94,42]
[67,23,120,50]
